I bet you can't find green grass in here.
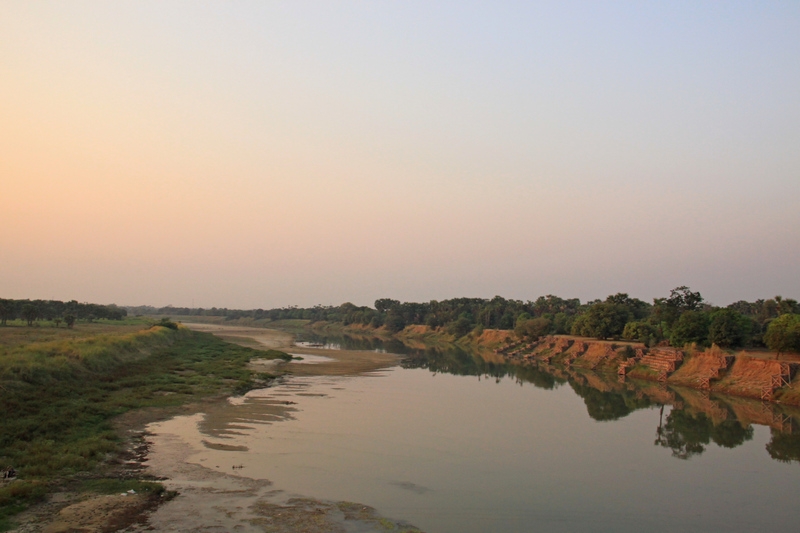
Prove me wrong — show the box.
[0,324,288,527]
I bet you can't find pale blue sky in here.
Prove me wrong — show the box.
[1,1,798,308]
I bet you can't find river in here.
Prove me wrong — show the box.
[140,328,800,532]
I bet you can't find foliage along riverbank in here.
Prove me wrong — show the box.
[0,319,289,531]
[128,286,800,360]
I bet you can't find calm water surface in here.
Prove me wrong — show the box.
[161,343,800,532]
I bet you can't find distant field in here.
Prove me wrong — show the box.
[148,314,312,331]
[0,318,149,350]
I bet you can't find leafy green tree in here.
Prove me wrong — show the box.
[0,300,11,326]
[707,309,752,348]
[551,312,572,334]
[384,312,406,333]
[764,314,800,355]
[64,314,76,329]
[669,310,711,348]
[374,299,400,313]
[446,313,474,338]
[653,286,704,327]
[572,302,629,339]
[622,321,661,345]
[605,293,651,320]
[21,303,38,326]
[54,317,62,328]
[515,316,551,339]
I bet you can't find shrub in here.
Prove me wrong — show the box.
[764,314,800,354]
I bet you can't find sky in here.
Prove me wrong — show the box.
[1,1,798,309]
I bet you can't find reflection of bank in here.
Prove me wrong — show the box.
[556,360,800,463]
[410,339,800,463]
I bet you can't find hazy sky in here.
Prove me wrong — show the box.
[2,1,798,309]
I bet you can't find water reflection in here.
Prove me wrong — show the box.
[303,333,800,465]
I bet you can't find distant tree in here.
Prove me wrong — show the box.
[572,302,629,339]
[622,321,660,345]
[64,314,76,329]
[515,316,551,339]
[446,313,474,338]
[669,310,711,348]
[764,314,800,355]
[774,296,800,316]
[605,293,651,320]
[384,312,406,333]
[551,312,573,334]
[653,286,704,327]
[54,317,62,328]
[374,299,400,313]
[0,301,10,326]
[21,304,38,326]
[707,309,752,348]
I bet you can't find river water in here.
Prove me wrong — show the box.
[152,336,800,532]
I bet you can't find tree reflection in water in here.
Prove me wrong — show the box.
[654,409,753,459]
[304,333,800,464]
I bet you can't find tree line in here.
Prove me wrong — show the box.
[0,299,127,327]
[125,286,800,352]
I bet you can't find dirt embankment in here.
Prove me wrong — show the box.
[495,334,800,406]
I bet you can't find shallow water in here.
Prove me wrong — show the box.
[155,356,800,533]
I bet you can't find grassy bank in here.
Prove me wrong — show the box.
[0,322,288,530]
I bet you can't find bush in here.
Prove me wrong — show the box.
[764,314,800,354]
[515,317,551,339]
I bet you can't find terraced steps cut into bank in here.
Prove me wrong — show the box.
[638,349,684,381]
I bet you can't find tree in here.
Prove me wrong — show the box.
[605,293,650,320]
[64,314,76,329]
[54,317,62,328]
[446,313,474,338]
[515,317,551,339]
[384,312,406,333]
[669,310,710,348]
[708,309,752,348]
[764,314,800,355]
[622,321,661,345]
[374,299,400,313]
[572,302,629,339]
[21,304,38,326]
[653,286,704,327]
[0,300,11,326]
